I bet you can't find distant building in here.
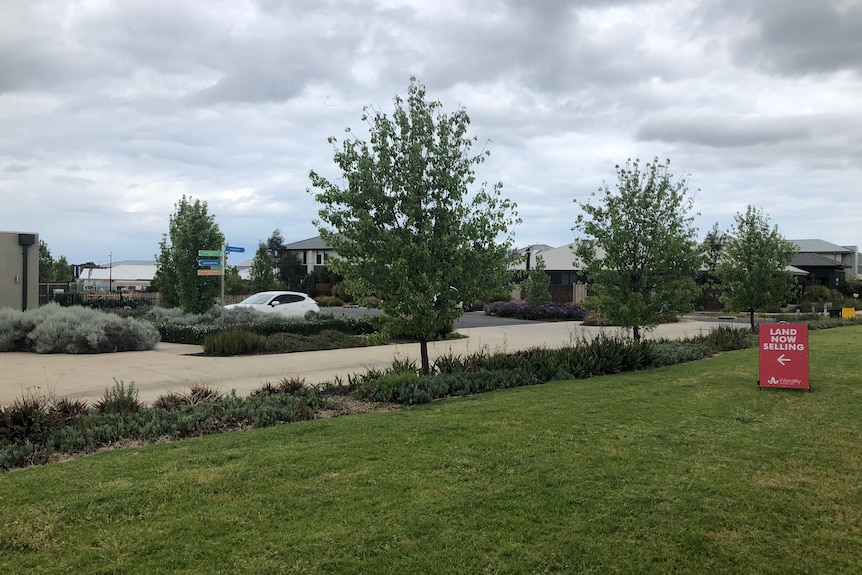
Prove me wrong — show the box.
[790,240,858,286]
[282,236,335,276]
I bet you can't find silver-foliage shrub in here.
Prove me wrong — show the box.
[0,303,160,353]
[146,305,270,326]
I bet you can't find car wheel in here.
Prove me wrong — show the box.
[462,302,473,312]
[304,310,318,321]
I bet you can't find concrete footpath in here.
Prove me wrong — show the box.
[1,320,719,406]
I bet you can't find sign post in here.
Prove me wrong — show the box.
[199,246,244,307]
[758,323,810,390]
[221,245,244,307]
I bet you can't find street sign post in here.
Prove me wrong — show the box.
[759,323,810,390]
[198,259,222,267]
[198,249,222,257]
[225,245,245,253]
[197,269,222,276]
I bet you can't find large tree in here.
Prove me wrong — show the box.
[249,241,277,293]
[717,205,797,331]
[153,195,224,313]
[573,157,702,341]
[309,77,520,373]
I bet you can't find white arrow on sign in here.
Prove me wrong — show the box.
[777,354,791,366]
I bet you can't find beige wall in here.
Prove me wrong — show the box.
[0,231,39,311]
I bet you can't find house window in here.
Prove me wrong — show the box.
[316,251,327,265]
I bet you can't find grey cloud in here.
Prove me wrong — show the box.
[636,114,810,147]
[3,164,30,173]
[709,0,862,76]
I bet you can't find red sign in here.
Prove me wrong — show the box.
[196,269,222,276]
[759,323,810,390]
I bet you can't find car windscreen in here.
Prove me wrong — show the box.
[240,293,273,305]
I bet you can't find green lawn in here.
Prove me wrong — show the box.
[2,326,861,574]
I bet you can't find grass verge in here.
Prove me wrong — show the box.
[1,326,860,574]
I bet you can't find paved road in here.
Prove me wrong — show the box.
[1,318,719,407]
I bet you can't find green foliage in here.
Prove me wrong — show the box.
[1,386,322,471]
[265,330,368,354]
[652,324,756,366]
[315,295,345,307]
[153,384,224,410]
[491,300,587,321]
[223,265,249,296]
[362,296,382,308]
[523,255,552,304]
[95,380,143,415]
[249,241,277,293]
[696,222,727,311]
[310,77,520,373]
[574,157,702,341]
[0,303,160,353]
[202,329,270,356]
[717,205,797,331]
[153,195,225,313]
[145,306,377,345]
[38,240,73,282]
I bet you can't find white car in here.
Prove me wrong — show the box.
[224,291,320,320]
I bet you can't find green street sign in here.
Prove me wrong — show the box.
[198,249,222,257]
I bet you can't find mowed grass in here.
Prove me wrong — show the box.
[1,327,860,574]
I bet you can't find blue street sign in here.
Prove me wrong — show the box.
[225,245,245,253]
[198,259,222,266]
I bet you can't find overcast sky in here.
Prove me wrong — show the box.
[2,0,860,265]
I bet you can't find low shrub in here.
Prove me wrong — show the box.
[152,384,224,409]
[362,296,382,309]
[581,311,609,326]
[148,309,377,345]
[490,300,588,321]
[1,386,323,471]
[95,380,143,415]
[265,330,368,354]
[0,303,160,354]
[315,296,345,307]
[202,329,270,356]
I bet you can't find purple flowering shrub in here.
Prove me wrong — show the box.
[491,300,588,321]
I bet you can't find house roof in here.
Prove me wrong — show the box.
[283,235,331,250]
[511,242,604,271]
[791,252,850,269]
[792,239,853,253]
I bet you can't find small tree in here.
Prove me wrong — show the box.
[39,240,54,281]
[574,157,702,341]
[224,265,249,295]
[310,77,519,373]
[523,255,551,304]
[153,195,224,313]
[249,242,276,293]
[279,251,307,291]
[717,205,797,331]
[38,241,73,282]
[696,222,727,311]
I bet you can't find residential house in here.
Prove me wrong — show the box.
[282,236,335,276]
[511,242,596,303]
[790,240,858,287]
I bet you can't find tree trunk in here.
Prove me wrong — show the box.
[748,308,756,332]
[419,339,430,374]
[632,325,641,342]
